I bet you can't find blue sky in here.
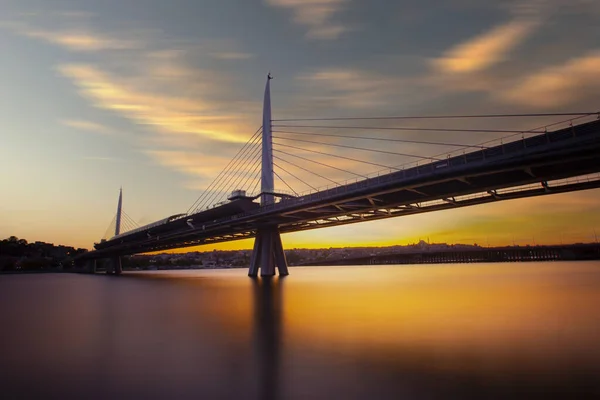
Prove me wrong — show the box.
[1,0,599,249]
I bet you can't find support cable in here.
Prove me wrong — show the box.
[212,150,262,205]
[103,215,117,239]
[273,141,399,171]
[272,112,597,122]
[393,114,596,171]
[273,154,339,185]
[122,216,134,232]
[190,130,261,213]
[273,130,488,149]
[274,169,299,196]
[226,146,263,194]
[188,131,261,214]
[275,114,597,176]
[120,214,138,233]
[207,145,261,205]
[198,143,262,210]
[186,127,262,214]
[123,221,135,233]
[274,149,367,179]
[237,157,263,195]
[122,211,139,227]
[122,213,137,228]
[273,124,545,134]
[273,136,441,161]
[250,169,262,195]
[119,218,131,232]
[120,212,131,226]
[478,114,595,148]
[192,133,262,212]
[273,162,318,191]
[275,150,367,179]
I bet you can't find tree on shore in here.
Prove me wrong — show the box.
[0,236,87,272]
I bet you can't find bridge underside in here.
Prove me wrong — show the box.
[82,119,600,258]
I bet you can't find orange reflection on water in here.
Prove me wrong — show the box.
[127,263,600,379]
[70,264,600,393]
[280,263,600,376]
[2,263,599,398]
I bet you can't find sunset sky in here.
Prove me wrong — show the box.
[1,0,599,250]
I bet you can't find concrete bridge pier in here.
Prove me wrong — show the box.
[105,257,122,275]
[86,259,97,274]
[249,226,289,277]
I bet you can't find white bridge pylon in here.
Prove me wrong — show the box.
[248,74,289,277]
[106,188,123,275]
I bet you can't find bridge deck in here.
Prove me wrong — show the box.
[86,119,600,257]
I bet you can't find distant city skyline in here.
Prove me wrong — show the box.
[1,0,599,250]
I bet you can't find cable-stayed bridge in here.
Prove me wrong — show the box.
[78,76,600,277]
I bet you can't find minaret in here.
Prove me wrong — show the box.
[115,187,123,236]
[261,73,275,206]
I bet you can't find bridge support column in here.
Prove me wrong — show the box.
[86,259,97,274]
[249,75,288,277]
[249,226,289,277]
[105,257,122,275]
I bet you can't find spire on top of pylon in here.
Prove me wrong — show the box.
[115,187,123,236]
[262,72,274,205]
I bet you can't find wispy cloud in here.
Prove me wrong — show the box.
[298,68,389,109]
[431,19,538,74]
[1,21,139,51]
[58,63,251,144]
[430,0,553,76]
[146,149,264,194]
[146,150,240,179]
[296,67,428,110]
[61,119,115,135]
[7,13,262,185]
[210,52,254,60]
[424,0,600,110]
[499,51,600,108]
[23,30,137,51]
[265,0,349,39]
[81,156,116,162]
[4,10,260,149]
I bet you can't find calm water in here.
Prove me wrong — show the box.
[1,262,599,399]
